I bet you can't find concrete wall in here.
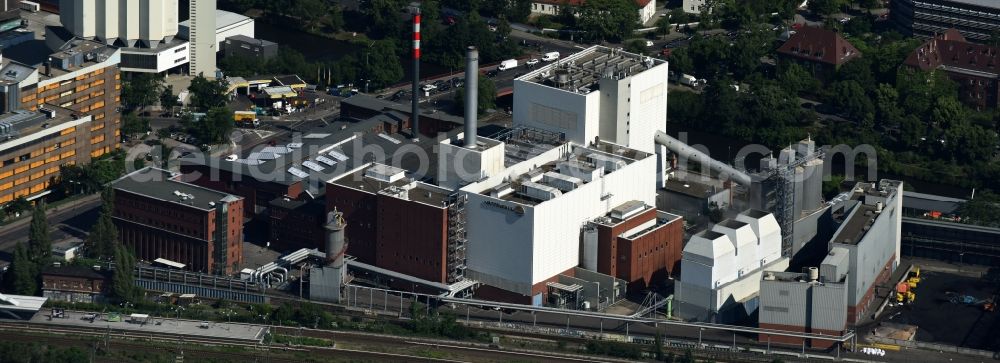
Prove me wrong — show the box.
[513,80,599,147]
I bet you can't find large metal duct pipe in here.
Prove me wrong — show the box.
[654,131,752,186]
[464,46,479,148]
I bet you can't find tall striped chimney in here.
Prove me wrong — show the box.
[411,8,421,141]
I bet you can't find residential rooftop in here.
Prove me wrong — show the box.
[516,45,666,94]
[0,105,82,145]
[113,167,241,211]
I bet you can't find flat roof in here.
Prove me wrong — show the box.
[944,0,1000,10]
[113,167,240,211]
[118,37,189,54]
[833,204,877,245]
[517,45,666,94]
[179,9,252,30]
[0,105,84,145]
[45,38,118,78]
[227,34,277,47]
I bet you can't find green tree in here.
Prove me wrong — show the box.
[87,187,118,259]
[625,39,647,54]
[121,73,164,112]
[365,0,406,38]
[577,0,639,43]
[7,243,36,295]
[655,15,672,36]
[825,80,872,120]
[809,0,843,16]
[121,112,150,139]
[778,62,819,96]
[3,196,32,217]
[112,242,139,302]
[454,75,496,116]
[326,4,345,31]
[188,75,228,110]
[668,47,695,75]
[362,40,405,90]
[190,107,236,144]
[874,83,901,128]
[27,202,50,270]
[159,85,179,111]
[292,0,328,31]
[958,190,1000,227]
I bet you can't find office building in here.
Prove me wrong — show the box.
[891,0,1000,42]
[112,167,244,275]
[187,0,217,76]
[675,210,789,323]
[904,28,1000,109]
[327,163,467,284]
[513,45,669,186]
[584,202,684,291]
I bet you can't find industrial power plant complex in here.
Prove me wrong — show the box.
[2,1,995,362]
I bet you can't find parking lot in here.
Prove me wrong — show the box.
[879,269,999,350]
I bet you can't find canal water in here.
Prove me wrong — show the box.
[255,22,451,83]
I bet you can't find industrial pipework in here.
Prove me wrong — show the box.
[464,46,479,148]
[653,131,752,186]
[411,8,421,141]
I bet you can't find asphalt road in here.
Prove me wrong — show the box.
[0,195,102,261]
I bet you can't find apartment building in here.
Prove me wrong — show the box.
[0,37,121,202]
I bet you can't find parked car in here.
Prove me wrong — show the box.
[439,83,451,92]
[421,83,437,92]
[526,58,540,67]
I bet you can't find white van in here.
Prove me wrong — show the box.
[542,52,560,62]
[498,59,518,71]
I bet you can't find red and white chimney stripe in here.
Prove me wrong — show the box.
[413,13,421,60]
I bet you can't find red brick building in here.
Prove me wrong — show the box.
[112,167,244,275]
[903,28,1000,110]
[776,26,862,81]
[588,201,683,291]
[327,164,466,284]
[41,265,110,303]
[268,197,326,253]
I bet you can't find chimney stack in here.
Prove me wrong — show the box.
[410,8,421,141]
[464,46,478,148]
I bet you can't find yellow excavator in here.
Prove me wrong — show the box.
[896,282,916,304]
[907,266,921,288]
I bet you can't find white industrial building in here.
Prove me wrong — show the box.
[59,0,179,47]
[530,1,658,24]
[457,128,657,305]
[675,209,789,323]
[56,0,188,73]
[825,179,903,323]
[179,9,254,54]
[186,0,218,77]
[513,45,669,187]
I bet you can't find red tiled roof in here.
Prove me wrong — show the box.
[776,26,862,66]
[533,0,651,7]
[903,28,1000,74]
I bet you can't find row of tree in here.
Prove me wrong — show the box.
[4,189,139,302]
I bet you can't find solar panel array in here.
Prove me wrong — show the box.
[302,160,324,172]
[287,167,309,178]
[328,149,349,161]
[316,155,337,166]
